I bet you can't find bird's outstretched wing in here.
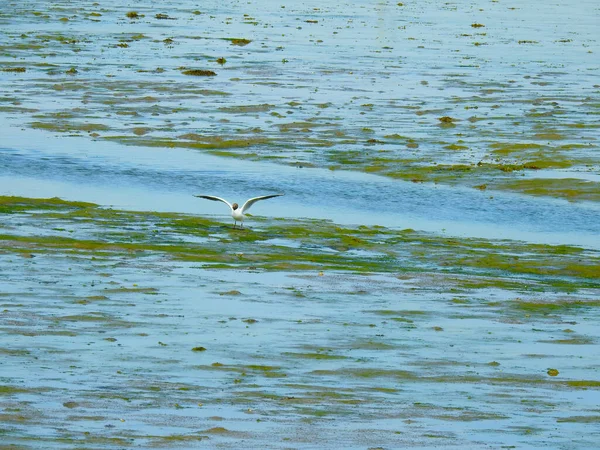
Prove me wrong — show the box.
[194,195,233,211]
[241,194,284,213]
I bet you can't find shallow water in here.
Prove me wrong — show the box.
[1,126,599,248]
[1,1,599,186]
[1,239,599,448]
[1,1,599,448]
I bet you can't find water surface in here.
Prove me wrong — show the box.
[1,1,599,448]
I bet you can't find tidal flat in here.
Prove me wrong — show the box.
[1,0,599,448]
[1,0,598,202]
[0,196,599,448]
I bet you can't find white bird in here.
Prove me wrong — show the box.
[194,194,284,228]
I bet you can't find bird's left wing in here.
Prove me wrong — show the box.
[241,194,284,213]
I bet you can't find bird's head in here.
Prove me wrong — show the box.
[232,203,239,210]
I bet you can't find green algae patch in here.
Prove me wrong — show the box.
[226,38,252,46]
[513,299,600,314]
[499,178,600,202]
[219,104,274,113]
[283,352,348,360]
[557,416,600,423]
[0,195,95,213]
[453,250,599,283]
[30,121,110,133]
[445,143,469,151]
[312,368,417,380]
[0,385,30,395]
[351,340,396,350]
[435,411,508,422]
[438,116,456,124]
[245,365,286,377]
[542,337,595,345]
[219,290,242,296]
[234,388,364,408]
[563,380,600,388]
[449,276,533,291]
[108,135,277,154]
[368,309,428,317]
[195,363,286,378]
[490,143,543,155]
[534,132,564,140]
[201,426,242,435]
[181,69,217,76]
[148,434,207,445]
[56,312,135,329]
[0,347,31,356]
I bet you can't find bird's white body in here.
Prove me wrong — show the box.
[195,194,284,228]
[232,208,245,224]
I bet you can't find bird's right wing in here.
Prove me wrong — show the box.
[194,195,233,211]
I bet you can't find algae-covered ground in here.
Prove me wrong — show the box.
[1,196,599,448]
[1,1,600,448]
[0,0,598,202]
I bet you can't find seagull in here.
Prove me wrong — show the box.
[194,194,284,228]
